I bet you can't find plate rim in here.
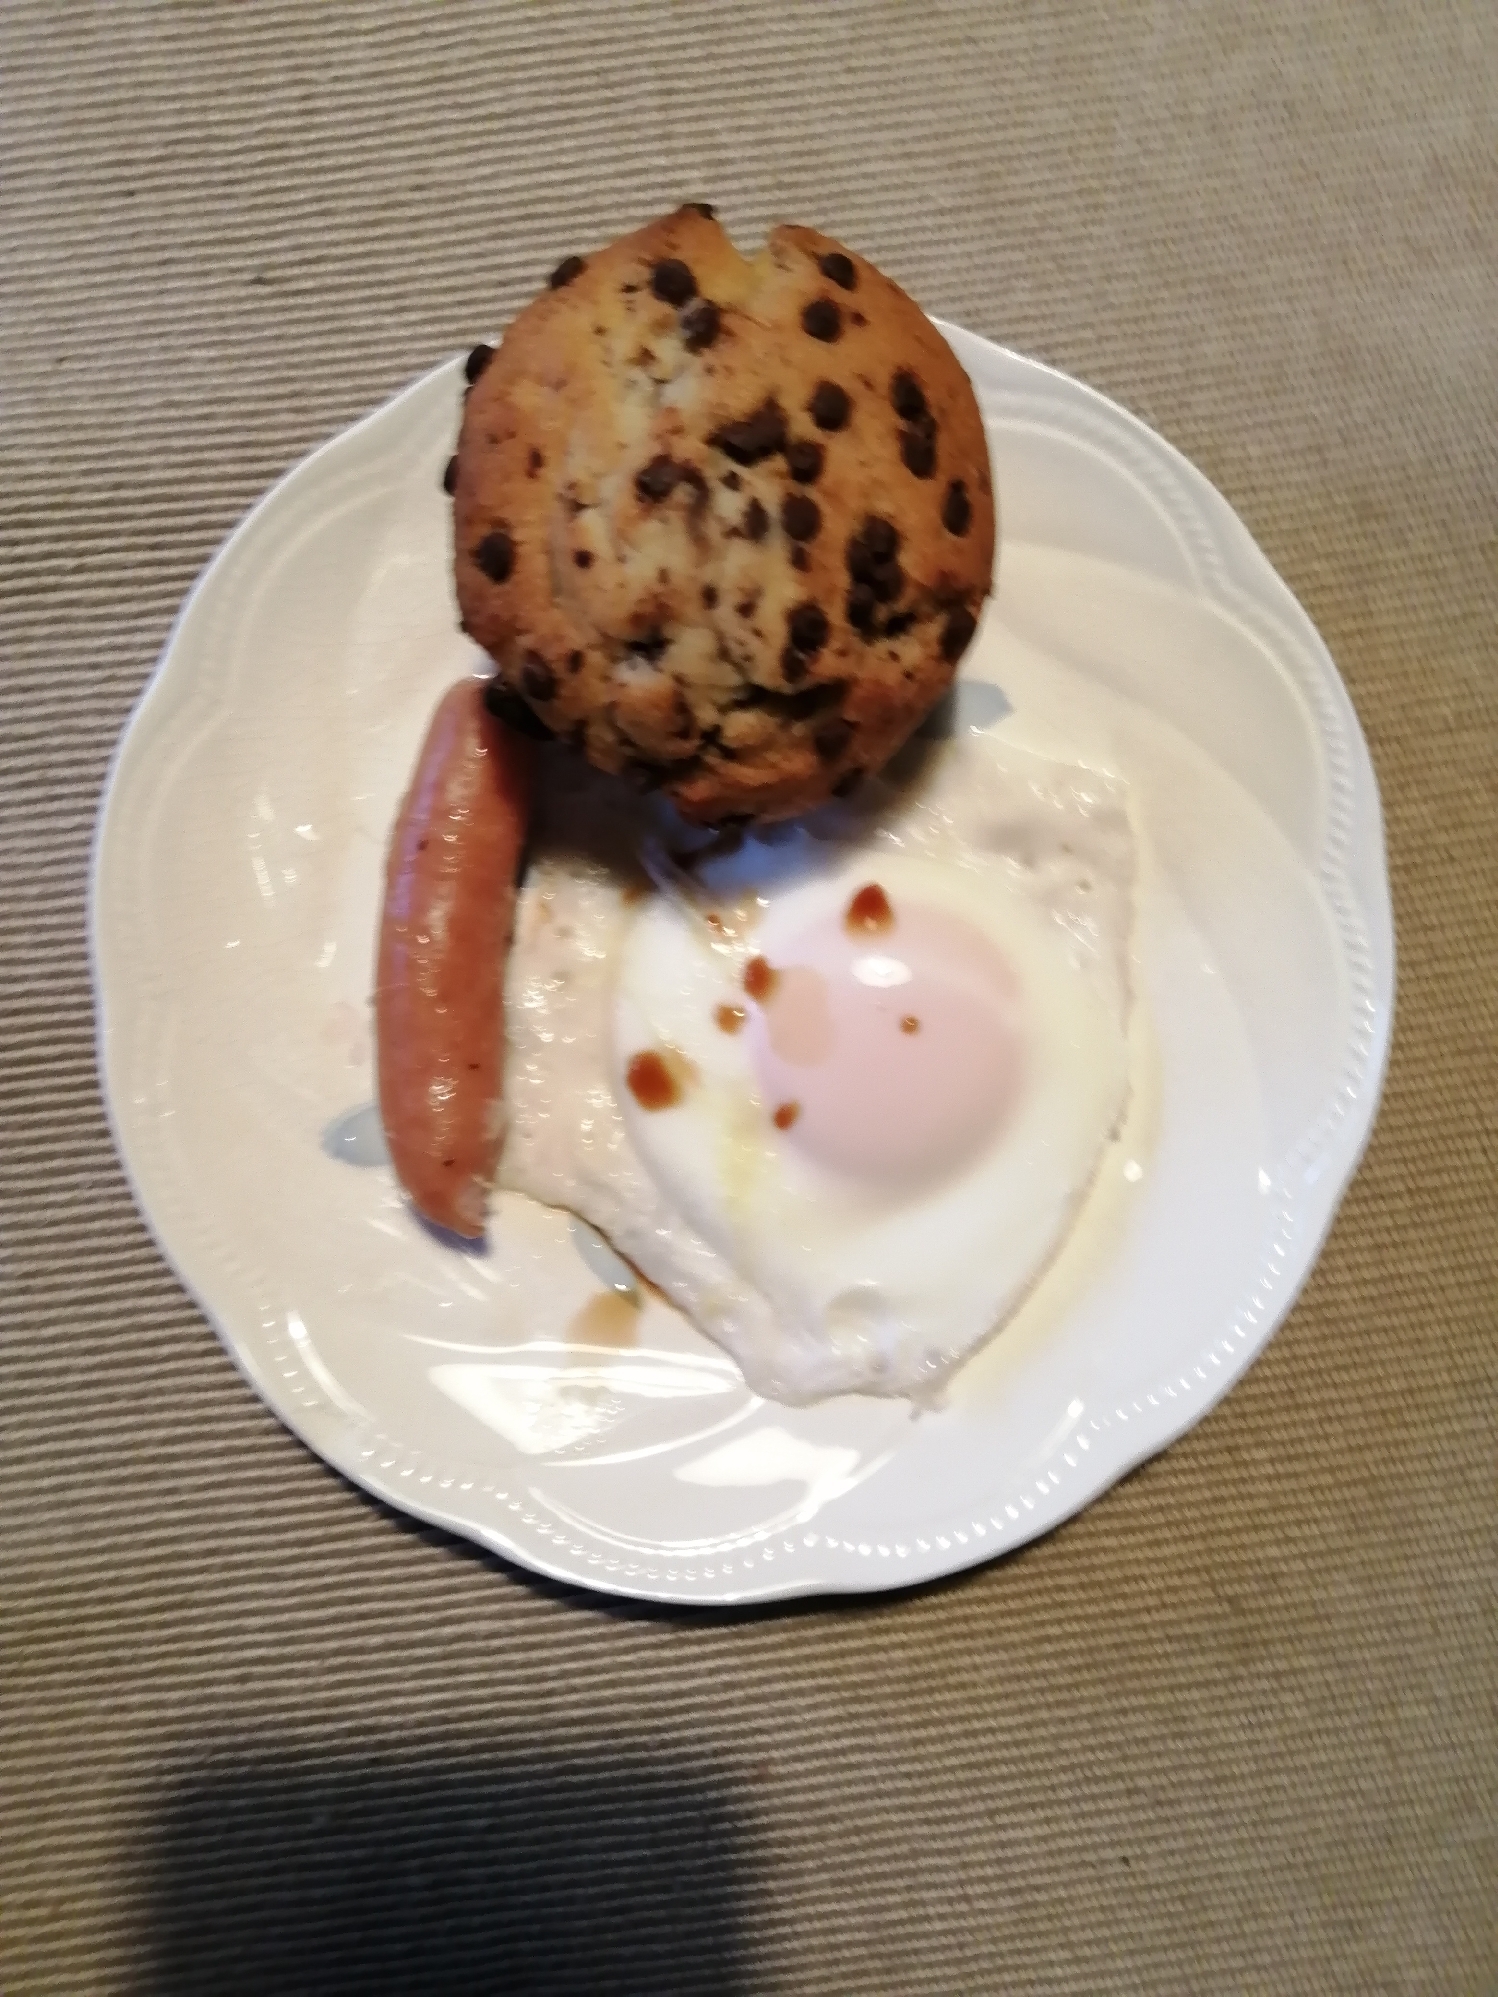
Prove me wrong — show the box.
[90,329,1395,1606]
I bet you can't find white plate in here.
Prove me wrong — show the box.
[92,329,1393,1605]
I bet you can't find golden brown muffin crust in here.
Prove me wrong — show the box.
[453,205,996,822]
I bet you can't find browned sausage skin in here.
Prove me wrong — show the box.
[375,678,535,1238]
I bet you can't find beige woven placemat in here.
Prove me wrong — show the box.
[4,4,1495,1991]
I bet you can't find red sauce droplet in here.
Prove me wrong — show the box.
[845,882,894,933]
[744,955,779,1003]
[715,1003,747,1034]
[900,1014,920,1034]
[772,1101,801,1130]
[626,1049,682,1111]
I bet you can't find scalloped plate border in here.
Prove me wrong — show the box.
[92,330,1394,1604]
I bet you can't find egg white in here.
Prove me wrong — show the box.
[498,730,1138,1404]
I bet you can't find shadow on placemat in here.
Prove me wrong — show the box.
[132,1746,746,1995]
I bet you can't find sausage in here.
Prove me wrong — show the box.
[375,678,535,1237]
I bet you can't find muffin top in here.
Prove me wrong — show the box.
[452,204,996,823]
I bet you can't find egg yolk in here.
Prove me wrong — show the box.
[744,896,1025,1188]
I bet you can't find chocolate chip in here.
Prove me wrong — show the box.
[528,447,544,474]
[863,517,900,561]
[802,298,842,343]
[942,479,972,535]
[814,718,853,762]
[473,530,515,583]
[808,381,851,431]
[651,258,697,306]
[631,629,668,662]
[788,602,829,655]
[846,583,877,632]
[884,610,916,638]
[832,766,863,797]
[688,201,717,218]
[900,426,937,478]
[941,605,978,661]
[798,681,847,718]
[890,370,926,420]
[781,493,821,542]
[743,497,769,541]
[483,678,554,739]
[521,655,557,700]
[711,399,786,465]
[573,548,593,568]
[702,583,719,608]
[550,255,587,289]
[780,644,808,684]
[803,686,850,723]
[738,678,845,718]
[679,297,721,351]
[441,454,458,495]
[569,650,584,672]
[818,251,856,290]
[721,469,742,491]
[635,454,682,501]
[845,516,900,584]
[870,559,903,604]
[464,343,494,384]
[784,438,824,482]
[791,545,810,572]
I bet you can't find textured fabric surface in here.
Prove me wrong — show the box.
[3,3,1495,1991]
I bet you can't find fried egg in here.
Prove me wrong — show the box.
[498,729,1137,1404]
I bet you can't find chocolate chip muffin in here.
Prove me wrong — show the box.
[452,203,996,823]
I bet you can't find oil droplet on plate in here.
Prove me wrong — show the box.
[320,1103,389,1167]
[567,1290,641,1348]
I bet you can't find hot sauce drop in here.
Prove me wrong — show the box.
[626,1049,683,1110]
[744,955,780,1003]
[845,882,894,934]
